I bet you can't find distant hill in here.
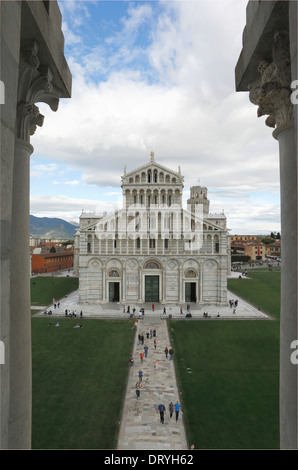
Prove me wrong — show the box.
[30,215,78,239]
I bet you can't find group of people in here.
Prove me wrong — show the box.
[164,346,174,360]
[123,305,146,319]
[158,401,181,424]
[64,309,83,318]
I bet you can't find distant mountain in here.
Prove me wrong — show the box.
[30,215,78,239]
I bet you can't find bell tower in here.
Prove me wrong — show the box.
[187,186,210,215]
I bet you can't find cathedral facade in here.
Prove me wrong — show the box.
[75,154,230,306]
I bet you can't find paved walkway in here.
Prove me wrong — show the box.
[117,317,188,450]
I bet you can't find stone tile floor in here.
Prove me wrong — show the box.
[117,318,189,450]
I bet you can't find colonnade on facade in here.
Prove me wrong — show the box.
[81,229,225,256]
[123,188,183,208]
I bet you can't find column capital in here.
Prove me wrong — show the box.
[16,40,62,142]
[248,31,294,139]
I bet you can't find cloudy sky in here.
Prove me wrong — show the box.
[30,0,281,234]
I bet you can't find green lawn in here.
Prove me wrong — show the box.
[31,269,281,449]
[32,317,135,449]
[169,269,280,449]
[228,270,281,320]
[31,276,79,306]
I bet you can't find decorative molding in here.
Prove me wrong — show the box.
[16,40,62,142]
[248,31,294,138]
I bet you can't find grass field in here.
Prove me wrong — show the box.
[227,270,280,320]
[31,269,281,449]
[169,269,281,449]
[32,317,135,449]
[31,276,79,307]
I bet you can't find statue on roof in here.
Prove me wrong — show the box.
[150,151,155,162]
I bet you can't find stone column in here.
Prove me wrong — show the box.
[9,139,33,448]
[248,30,297,449]
[8,38,65,448]
[122,268,126,302]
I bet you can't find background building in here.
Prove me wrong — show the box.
[31,245,74,274]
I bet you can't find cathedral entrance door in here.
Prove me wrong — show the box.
[145,275,159,302]
[109,282,120,302]
[185,282,196,302]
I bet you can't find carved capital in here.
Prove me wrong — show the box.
[16,40,61,142]
[248,31,294,138]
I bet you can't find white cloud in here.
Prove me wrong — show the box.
[30,0,280,232]
[65,179,80,185]
[30,194,120,222]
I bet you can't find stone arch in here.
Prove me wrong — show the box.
[203,258,219,270]
[144,259,161,270]
[184,269,197,278]
[108,269,121,278]
[182,259,200,271]
[87,257,102,268]
[106,258,123,270]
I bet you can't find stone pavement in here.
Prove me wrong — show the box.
[117,317,188,450]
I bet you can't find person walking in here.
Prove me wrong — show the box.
[175,401,181,422]
[158,404,165,424]
[169,347,174,360]
[165,347,168,359]
[138,369,143,382]
[140,351,144,363]
[169,402,174,419]
[135,381,141,399]
[144,345,149,358]
[154,339,157,350]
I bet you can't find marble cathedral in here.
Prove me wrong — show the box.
[74,153,230,306]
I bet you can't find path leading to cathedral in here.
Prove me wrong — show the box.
[117,318,189,450]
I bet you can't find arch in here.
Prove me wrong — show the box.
[108,269,120,277]
[106,258,122,269]
[203,259,219,270]
[144,260,161,270]
[182,259,200,271]
[87,257,102,268]
[185,269,197,278]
